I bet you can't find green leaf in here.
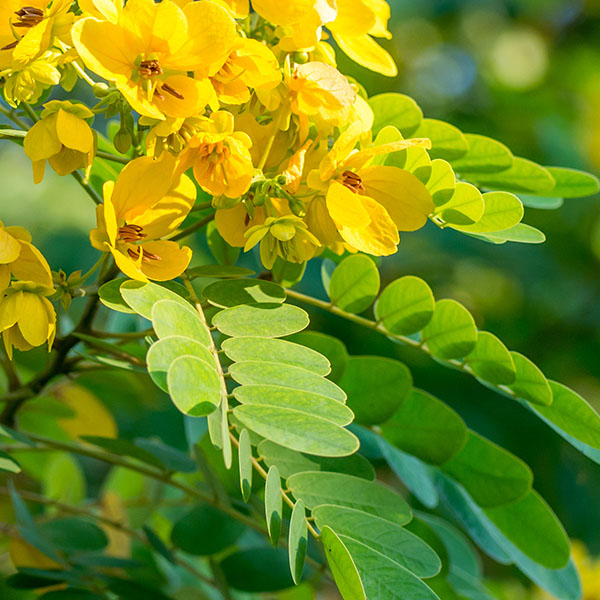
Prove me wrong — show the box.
[258,440,375,481]
[441,431,532,507]
[203,278,285,308]
[39,591,107,600]
[134,438,196,473]
[167,355,221,416]
[377,437,439,508]
[427,159,456,206]
[450,134,513,173]
[370,125,404,166]
[369,93,423,136]
[414,118,469,161]
[151,299,212,347]
[508,352,552,406]
[471,223,546,245]
[143,525,175,563]
[213,303,309,338]
[98,278,135,314]
[120,280,190,320]
[387,146,432,183]
[265,465,283,545]
[171,503,245,555]
[289,500,307,584]
[147,335,213,392]
[233,385,353,425]
[206,220,240,265]
[0,449,21,473]
[375,275,435,335]
[328,254,380,313]
[320,526,366,600]
[341,537,440,600]
[313,505,441,578]
[540,166,600,198]
[484,491,571,569]
[381,389,467,464]
[465,331,516,385]
[222,336,330,376]
[288,331,348,382]
[187,265,255,278]
[287,471,412,525]
[436,182,485,226]
[40,518,108,553]
[220,548,297,592]
[469,157,556,194]
[452,191,524,233]
[338,356,411,425]
[229,361,346,401]
[528,381,600,449]
[233,405,358,457]
[272,257,307,287]
[238,429,253,502]
[520,194,564,210]
[81,436,166,470]
[421,299,478,359]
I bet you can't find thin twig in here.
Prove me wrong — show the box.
[172,213,215,242]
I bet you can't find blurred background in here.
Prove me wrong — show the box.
[1,0,600,596]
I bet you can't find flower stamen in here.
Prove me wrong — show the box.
[118,223,146,243]
[341,170,364,193]
[161,82,184,100]
[13,6,44,27]
[138,59,162,78]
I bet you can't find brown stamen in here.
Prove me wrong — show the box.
[118,223,146,243]
[127,247,161,263]
[13,6,44,27]
[139,59,162,78]
[341,170,364,193]
[1,40,19,51]
[161,83,184,100]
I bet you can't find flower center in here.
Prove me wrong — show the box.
[138,59,163,78]
[199,141,230,163]
[118,223,146,243]
[14,6,44,27]
[127,247,160,262]
[341,170,364,193]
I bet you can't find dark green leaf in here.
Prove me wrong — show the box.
[98,278,135,314]
[40,518,108,553]
[288,331,348,382]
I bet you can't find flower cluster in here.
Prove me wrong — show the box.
[0,0,437,355]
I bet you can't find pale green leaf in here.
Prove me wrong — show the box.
[540,166,600,198]
[213,303,309,338]
[452,191,524,233]
[203,278,285,308]
[233,385,353,425]
[450,134,513,173]
[369,93,423,136]
[313,505,441,578]
[471,223,546,245]
[381,389,467,465]
[421,299,478,359]
[338,356,411,425]
[414,118,469,161]
[287,471,412,525]
[289,500,307,584]
[426,159,456,206]
[120,280,190,319]
[233,405,359,457]
[375,275,435,335]
[436,182,485,226]
[508,352,552,406]
[151,299,212,347]
[328,254,380,314]
[238,429,252,502]
[147,335,213,392]
[229,361,346,401]
[465,331,516,385]
[469,157,556,194]
[265,465,283,545]
[167,355,221,416]
[320,526,366,600]
[0,450,21,474]
[221,337,330,376]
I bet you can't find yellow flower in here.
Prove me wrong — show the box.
[78,0,122,22]
[327,0,397,77]
[0,281,56,359]
[72,0,235,119]
[244,214,320,269]
[197,37,281,105]
[178,111,254,199]
[141,115,204,159]
[305,123,434,255]
[23,100,95,183]
[90,155,195,282]
[215,202,267,247]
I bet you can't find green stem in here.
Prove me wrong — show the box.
[90,328,154,340]
[0,102,28,130]
[21,102,39,123]
[191,201,214,212]
[71,169,103,206]
[172,213,215,242]
[96,150,130,165]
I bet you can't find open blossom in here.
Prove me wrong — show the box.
[90,156,195,282]
[23,100,95,183]
[72,0,235,119]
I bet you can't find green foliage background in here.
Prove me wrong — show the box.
[1,0,599,595]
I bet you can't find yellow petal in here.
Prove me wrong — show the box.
[332,32,397,77]
[55,109,94,153]
[23,114,61,162]
[17,293,49,346]
[48,148,86,176]
[131,173,196,239]
[0,291,23,332]
[117,79,165,120]
[0,229,22,264]
[78,0,122,22]
[343,137,432,171]
[326,181,370,229]
[329,0,377,37]
[109,245,149,282]
[360,165,434,231]
[153,76,214,119]
[31,160,46,184]
[215,204,267,247]
[138,241,192,281]
[0,265,10,292]
[339,195,399,256]
[4,226,31,243]
[10,242,52,287]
